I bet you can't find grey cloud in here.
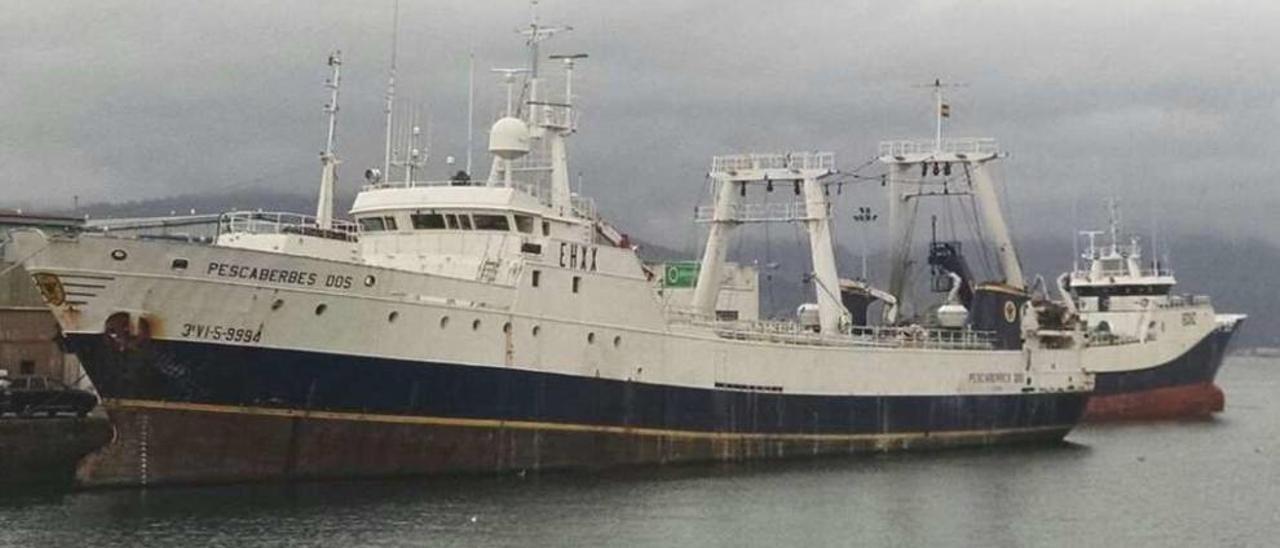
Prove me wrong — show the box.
[2,0,1277,246]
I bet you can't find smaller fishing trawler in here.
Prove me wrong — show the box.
[1058,201,1245,421]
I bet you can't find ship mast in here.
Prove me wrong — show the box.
[548,52,587,212]
[880,79,1023,314]
[466,51,475,177]
[1107,197,1122,252]
[484,2,576,205]
[920,78,965,152]
[315,50,342,230]
[519,1,574,213]
[694,153,844,334]
[382,0,400,182]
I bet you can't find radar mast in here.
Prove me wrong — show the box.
[315,50,342,230]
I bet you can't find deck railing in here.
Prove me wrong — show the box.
[361,179,541,192]
[361,178,598,220]
[711,152,836,174]
[878,138,999,157]
[217,211,358,242]
[694,200,815,223]
[666,308,996,350]
[1158,294,1212,308]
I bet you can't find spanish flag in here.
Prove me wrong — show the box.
[940,103,951,118]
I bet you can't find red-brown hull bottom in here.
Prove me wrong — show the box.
[1082,382,1224,422]
[75,400,1078,487]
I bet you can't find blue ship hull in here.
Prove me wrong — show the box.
[66,334,1088,486]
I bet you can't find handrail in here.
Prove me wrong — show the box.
[1073,268,1175,280]
[694,201,815,223]
[1158,295,1212,308]
[878,138,999,156]
[711,152,835,174]
[361,179,551,203]
[217,211,358,242]
[362,179,500,191]
[361,179,597,220]
[666,308,995,350]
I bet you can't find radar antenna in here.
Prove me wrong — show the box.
[549,53,588,110]
[491,68,530,116]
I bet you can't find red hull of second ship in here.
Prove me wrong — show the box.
[1082,382,1224,422]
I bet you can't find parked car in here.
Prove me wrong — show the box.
[4,375,97,417]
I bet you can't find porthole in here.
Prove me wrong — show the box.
[314,304,327,315]
[110,249,128,261]
[472,319,482,331]
[532,325,541,337]
[364,275,376,287]
[271,299,284,311]
[440,316,450,329]
[613,335,622,348]
[170,258,189,270]
[388,311,399,323]
[587,332,596,344]
[502,322,512,334]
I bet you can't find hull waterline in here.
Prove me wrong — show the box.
[68,335,1087,486]
[1083,323,1239,422]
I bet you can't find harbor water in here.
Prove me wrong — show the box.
[2,356,1277,547]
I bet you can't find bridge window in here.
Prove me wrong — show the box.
[411,213,446,230]
[473,214,510,232]
[382,216,398,230]
[358,217,386,232]
[514,215,535,234]
[1076,284,1172,297]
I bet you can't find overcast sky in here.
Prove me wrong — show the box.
[3,0,1279,250]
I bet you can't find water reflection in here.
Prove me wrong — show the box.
[2,358,1276,547]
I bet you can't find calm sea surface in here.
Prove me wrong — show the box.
[2,357,1278,547]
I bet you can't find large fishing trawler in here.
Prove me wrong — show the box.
[12,13,1092,486]
[1058,201,1245,421]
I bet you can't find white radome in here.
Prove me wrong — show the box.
[936,303,969,329]
[488,116,530,159]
